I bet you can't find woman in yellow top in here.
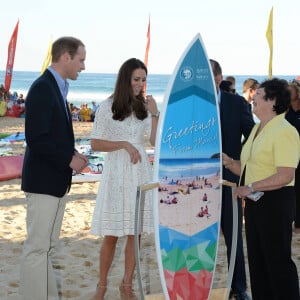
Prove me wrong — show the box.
[223,78,300,300]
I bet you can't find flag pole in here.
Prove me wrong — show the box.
[266,7,273,79]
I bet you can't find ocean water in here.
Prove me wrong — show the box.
[0,71,297,111]
[0,71,169,110]
[159,158,220,179]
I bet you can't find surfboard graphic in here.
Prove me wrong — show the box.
[153,34,222,300]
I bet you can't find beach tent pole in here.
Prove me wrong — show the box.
[134,182,160,300]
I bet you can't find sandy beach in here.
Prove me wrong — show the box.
[1,116,300,299]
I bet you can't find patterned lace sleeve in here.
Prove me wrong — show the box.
[90,99,112,139]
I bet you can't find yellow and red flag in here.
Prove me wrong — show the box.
[266,7,273,79]
[143,16,150,93]
[4,19,19,92]
[40,37,53,75]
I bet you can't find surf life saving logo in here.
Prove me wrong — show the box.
[180,66,193,81]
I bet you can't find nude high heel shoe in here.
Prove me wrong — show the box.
[92,283,107,300]
[119,281,137,300]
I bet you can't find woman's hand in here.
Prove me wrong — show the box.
[222,152,241,176]
[124,142,141,164]
[144,95,158,115]
[234,185,252,199]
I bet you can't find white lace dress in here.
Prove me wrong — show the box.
[90,98,153,236]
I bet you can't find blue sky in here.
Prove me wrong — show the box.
[0,0,298,75]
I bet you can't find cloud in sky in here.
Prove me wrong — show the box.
[0,0,298,75]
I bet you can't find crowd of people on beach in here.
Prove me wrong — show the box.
[69,101,99,122]
[0,85,26,118]
[5,35,300,300]
[0,83,99,121]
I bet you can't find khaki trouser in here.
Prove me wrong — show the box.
[19,192,67,300]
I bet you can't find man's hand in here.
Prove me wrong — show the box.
[69,152,89,173]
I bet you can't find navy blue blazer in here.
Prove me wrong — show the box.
[220,91,255,183]
[21,70,75,197]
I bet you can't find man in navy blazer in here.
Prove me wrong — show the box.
[210,59,255,300]
[21,68,77,197]
[19,37,89,300]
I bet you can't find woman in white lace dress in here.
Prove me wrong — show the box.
[90,58,159,300]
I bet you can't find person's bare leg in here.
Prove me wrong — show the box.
[93,235,118,300]
[120,235,139,299]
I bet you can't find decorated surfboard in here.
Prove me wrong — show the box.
[153,34,222,299]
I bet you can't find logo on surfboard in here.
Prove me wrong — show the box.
[180,66,194,81]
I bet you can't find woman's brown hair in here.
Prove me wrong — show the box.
[111,58,148,121]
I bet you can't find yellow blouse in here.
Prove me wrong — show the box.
[241,113,300,186]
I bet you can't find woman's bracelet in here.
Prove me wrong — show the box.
[151,111,160,118]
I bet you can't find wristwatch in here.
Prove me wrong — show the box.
[248,183,255,193]
[151,111,160,118]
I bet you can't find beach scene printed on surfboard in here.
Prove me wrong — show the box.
[154,34,221,300]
